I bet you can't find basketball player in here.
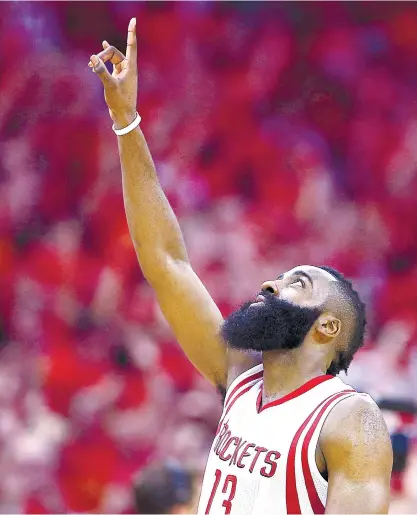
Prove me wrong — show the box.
[132,461,195,514]
[89,19,393,514]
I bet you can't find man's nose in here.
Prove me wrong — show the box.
[261,280,279,295]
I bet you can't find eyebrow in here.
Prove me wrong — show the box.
[291,271,313,288]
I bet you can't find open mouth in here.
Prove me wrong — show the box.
[250,294,266,306]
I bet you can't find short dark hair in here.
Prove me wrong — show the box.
[132,462,193,514]
[318,266,367,375]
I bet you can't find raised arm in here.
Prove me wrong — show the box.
[321,394,393,514]
[89,18,251,389]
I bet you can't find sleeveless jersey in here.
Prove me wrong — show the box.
[198,364,366,515]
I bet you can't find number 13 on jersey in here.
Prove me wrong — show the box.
[205,469,237,514]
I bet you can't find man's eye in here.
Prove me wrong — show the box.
[292,279,305,288]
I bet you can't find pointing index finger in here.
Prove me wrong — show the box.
[126,17,137,71]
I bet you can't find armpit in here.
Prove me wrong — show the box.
[217,384,227,404]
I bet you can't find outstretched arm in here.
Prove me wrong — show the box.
[116,114,227,388]
[89,19,253,388]
[321,394,393,514]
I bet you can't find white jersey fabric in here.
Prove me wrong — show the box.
[198,364,365,515]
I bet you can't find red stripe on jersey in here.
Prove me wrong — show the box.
[224,382,259,418]
[301,392,354,514]
[286,390,355,514]
[224,370,263,410]
[257,375,334,413]
[215,381,259,437]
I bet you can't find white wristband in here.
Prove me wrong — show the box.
[112,112,141,136]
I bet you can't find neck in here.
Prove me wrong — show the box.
[261,348,326,405]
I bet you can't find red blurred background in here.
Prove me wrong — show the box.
[0,2,416,512]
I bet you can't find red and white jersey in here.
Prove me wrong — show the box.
[198,364,367,515]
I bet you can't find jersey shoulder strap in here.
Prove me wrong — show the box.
[224,363,264,409]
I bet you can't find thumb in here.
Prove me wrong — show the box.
[90,55,114,86]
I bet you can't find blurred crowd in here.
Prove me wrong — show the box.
[0,1,417,512]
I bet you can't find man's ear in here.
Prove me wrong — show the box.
[315,313,341,342]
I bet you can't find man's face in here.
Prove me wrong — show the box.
[221,265,337,353]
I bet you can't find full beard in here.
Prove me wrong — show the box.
[221,292,321,353]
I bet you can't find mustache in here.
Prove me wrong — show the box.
[244,290,291,309]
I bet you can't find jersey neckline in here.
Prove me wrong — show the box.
[256,374,334,413]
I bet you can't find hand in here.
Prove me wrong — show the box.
[89,17,137,128]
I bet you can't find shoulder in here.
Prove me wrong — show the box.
[226,352,262,390]
[320,394,393,513]
[322,393,388,441]
[320,393,393,475]
[222,359,263,406]
[216,352,260,404]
